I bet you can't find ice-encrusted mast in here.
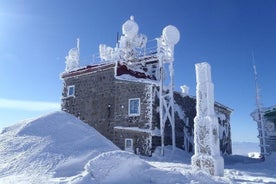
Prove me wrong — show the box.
[252,60,268,160]
[99,16,147,62]
[65,38,80,71]
[191,62,224,176]
[157,25,180,155]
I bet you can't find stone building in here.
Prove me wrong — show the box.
[60,61,232,156]
[60,16,232,156]
[252,106,276,157]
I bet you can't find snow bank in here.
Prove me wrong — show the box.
[150,145,192,163]
[0,111,228,184]
[86,149,197,184]
[0,111,118,183]
[1,112,276,183]
[86,150,151,184]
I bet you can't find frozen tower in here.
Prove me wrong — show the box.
[191,62,224,176]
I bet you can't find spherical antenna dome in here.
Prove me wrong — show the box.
[162,25,180,45]
[69,48,78,57]
[122,16,139,39]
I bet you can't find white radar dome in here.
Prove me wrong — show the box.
[122,16,139,39]
[162,25,180,45]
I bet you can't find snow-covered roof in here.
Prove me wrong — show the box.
[264,106,276,118]
[116,62,154,80]
[61,62,115,79]
[61,54,159,82]
[251,105,276,121]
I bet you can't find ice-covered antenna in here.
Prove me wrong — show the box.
[122,15,138,39]
[252,52,268,160]
[158,25,180,156]
[162,25,180,45]
[116,32,119,44]
[77,38,80,55]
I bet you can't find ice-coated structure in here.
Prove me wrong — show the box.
[157,25,180,155]
[250,63,273,159]
[180,85,189,96]
[61,16,232,158]
[191,62,224,176]
[98,16,180,156]
[251,105,276,158]
[65,38,80,71]
[99,16,147,62]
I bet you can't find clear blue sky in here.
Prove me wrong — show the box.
[1,0,276,143]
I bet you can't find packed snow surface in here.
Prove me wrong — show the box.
[0,111,276,183]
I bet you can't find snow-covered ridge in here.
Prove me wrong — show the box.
[0,111,118,183]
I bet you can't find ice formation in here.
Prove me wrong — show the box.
[65,16,180,157]
[157,25,180,155]
[191,62,224,176]
[180,85,189,96]
[65,38,80,71]
[157,25,180,62]
[99,16,147,62]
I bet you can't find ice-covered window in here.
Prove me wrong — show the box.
[125,138,133,152]
[128,98,140,116]
[67,85,75,97]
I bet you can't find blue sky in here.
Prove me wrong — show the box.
[1,0,276,143]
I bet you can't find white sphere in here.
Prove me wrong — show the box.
[68,48,79,58]
[162,25,180,45]
[122,16,139,39]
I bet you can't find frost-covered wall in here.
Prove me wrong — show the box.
[61,64,157,155]
[61,65,116,141]
[216,105,232,155]
[174,93,232,155]
[61,64,232,156]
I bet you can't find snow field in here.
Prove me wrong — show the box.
[0,111,276,183]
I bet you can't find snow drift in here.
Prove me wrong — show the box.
[1,111,276,183]
[0,111,227,184]
[0,111,224,184]
[0,111,118,183]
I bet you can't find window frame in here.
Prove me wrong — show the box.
[128,98,140,116]
[67,85,75,97]
[124,138,134,152]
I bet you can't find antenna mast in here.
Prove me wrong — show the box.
[157,25,180,155]
[252,53,268,159]
[77,38,80,54]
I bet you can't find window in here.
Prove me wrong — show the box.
[125,138,133,152]
[67,85,75,97]
[128,98,140,116]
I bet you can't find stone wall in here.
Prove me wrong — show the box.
[173,92,232,155]
[61,66,155,155]
[61,67,116,140]
[113,80,151,129]
[114,128,152,155]
[216,105,232,154]
[61,65,232,156]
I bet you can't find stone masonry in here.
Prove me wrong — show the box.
[61,63,232,156]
